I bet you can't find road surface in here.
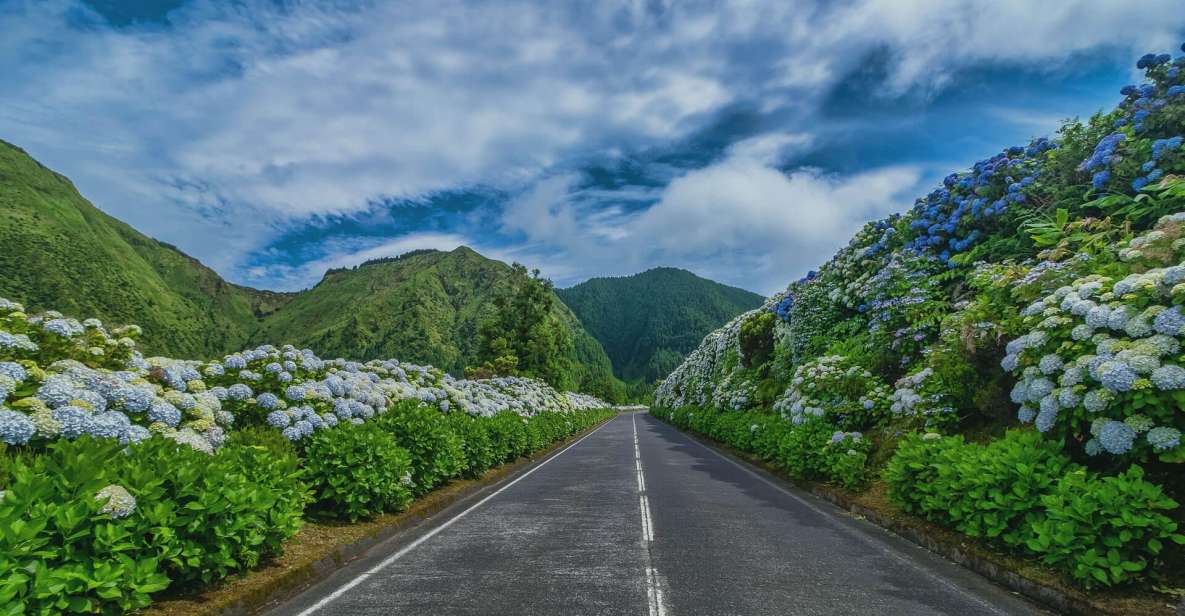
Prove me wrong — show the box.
[269,411,1043,616]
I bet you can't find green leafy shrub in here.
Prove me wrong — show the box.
[1028,466,1185,587]
[887,430,1071,547]
[0,438,170,615]
[118,438,308,586]
[301,421,413,521]
[739,311,775,368]
[372,402,467,495]
[445,413,497,477]
[885,430,1184,587]
[487,411,530,462]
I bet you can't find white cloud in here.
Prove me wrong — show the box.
[1,0,1182,291]
[493,142,922,294]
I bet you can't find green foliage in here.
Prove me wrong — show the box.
[444,413,498,478]
[652,406,871,490]
[119,438,308,587]
[0,436,308,614]
[558,267,763,382]
[372,401,467,496]
[0,438,170,615]
[473,263,577,390]
[885,431,1183,588]
[738,311,775,368]
[1029,466,1185,587]
[300,421,413,522]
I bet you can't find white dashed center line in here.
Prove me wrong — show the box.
[633,412,667,616]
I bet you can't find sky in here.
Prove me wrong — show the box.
[2,1,1184,295]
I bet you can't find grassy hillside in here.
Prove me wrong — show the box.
[250,247,622,398]
[558,267,763,382]
[0,139,291,358]
[0,142,622,397]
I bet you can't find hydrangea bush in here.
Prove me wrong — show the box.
[654,42,1185,590]
[1001,226,1185,461]
[0,298,611,455]
[772,355,890,430]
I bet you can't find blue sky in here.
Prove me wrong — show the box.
[2,1,1184,295]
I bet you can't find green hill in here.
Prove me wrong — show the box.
[0,140,620,398]
[0,139,291,358]
[558,267,764,382]
[250,247,622,399]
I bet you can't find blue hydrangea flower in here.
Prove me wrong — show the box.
[281,426,301,441]
[1152,364,1185,389]
[1097,361,1137,392]
[88,411,131,440]
[294,419,314,437]
[0,362,27,384]
[1057,387,1081,409]
[1038,354,1064,375]
[1098,420,1137,454]
[1035,405,1057,433]
[0,332,38,353]
[0,409,36,445]
[1153,306,1185,336]
[1147,426,1181,451]
[223,355,247,370]
[147,402,181,427]
[1070,324,1094,341]
[227,384,253,401]
[53,405,95,439]
[43,318,85,337]
[1026,378,1055,402]
[122,425,151,445]
[256,393,280,410]
[1083,389,1112,413]
[1017,405,1036,423]
[1084,438,1102,457]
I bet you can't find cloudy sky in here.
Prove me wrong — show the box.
[2,1,1184,294]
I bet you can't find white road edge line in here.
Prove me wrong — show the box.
[633,412,667,616]
[291,416,617,616]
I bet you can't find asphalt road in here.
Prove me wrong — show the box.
[269,411,1044,616]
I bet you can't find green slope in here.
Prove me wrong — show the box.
[558,267,764,382]
[0,138,627,400]
[0,139,291,358]
[250,247,622,398]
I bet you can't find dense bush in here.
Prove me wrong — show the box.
[0,438,169,614]
[0,435,308,613]
[301,421,414,522]
[886,431,1184,587]
[372,402,467,496]
[653,406,871,490]
[653,42,1185,590]
[772,355,891,430]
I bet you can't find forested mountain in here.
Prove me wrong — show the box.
[0,140,618,397]
[558,267,763,382]
[0,139,292,358]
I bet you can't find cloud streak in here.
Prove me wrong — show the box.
[1,0,1182,292]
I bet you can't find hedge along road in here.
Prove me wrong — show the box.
[268,411,1045,616]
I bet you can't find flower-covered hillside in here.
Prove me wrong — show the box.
[0,296,614,614]
[655,43,1185,591]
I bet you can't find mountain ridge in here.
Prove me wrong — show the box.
[558,267,764,382]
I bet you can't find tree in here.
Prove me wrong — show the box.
[471,264,575,389]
